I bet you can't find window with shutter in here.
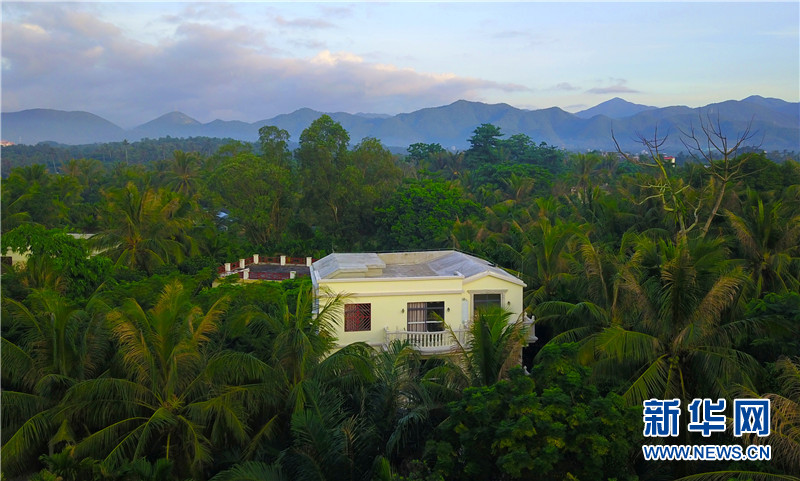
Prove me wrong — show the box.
[344,303,371,331]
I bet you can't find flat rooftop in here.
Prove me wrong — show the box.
[311,250,524,285]
[248,264,310,276]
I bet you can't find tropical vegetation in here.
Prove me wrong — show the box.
[2,115,799,480]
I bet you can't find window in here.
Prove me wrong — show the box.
[474,293,502,313]
[407,301,445,332]
[344,303,371,332]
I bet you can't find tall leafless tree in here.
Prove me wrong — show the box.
[612,113,760,241]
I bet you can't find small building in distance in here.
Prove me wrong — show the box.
[311,250,535,354]
[217,255,314,282]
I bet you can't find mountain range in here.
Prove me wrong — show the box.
[2,96,798,153]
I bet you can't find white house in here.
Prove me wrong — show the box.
[310,250,535,354]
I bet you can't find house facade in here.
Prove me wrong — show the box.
[310,250,534,354]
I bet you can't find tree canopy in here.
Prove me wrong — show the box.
[2,119,799,481]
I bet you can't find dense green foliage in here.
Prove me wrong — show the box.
[2,117,799,480]
[424,345,640,481]
[1,137,233,172]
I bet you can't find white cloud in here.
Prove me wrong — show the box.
[1,5,530,125]
[551,82,580,91]
[274,15,334,29]
[20,23,47,36]
[586,79,641,95]
[3,2,796,125]
[311,50,364,66]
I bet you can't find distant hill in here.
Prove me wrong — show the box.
[742,95,800,119]
[1,109,126,145]
[575,97,657,119]
[132,111,202,139]
[3,97,798,152]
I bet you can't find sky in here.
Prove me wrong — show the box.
[2,1,798,128]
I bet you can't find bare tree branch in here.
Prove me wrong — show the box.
[679,113,762,237]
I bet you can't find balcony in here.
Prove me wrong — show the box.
[384,327,469,355]
[383,313,536,355]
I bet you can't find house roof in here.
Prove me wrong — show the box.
[311,250,525,286]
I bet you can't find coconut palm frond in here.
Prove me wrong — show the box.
[209,461,286,481]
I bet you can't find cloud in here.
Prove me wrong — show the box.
[288,38,327,50]
[551,82,580,91]
[19,23,47,36]
[311,50,365,66]
[1,4,529,126]
[586,78,641,94]
[491,29,551,48]
[274,15,334,29]
[164,4,243,24]
[320,5,353,18]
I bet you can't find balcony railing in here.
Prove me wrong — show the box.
[216,255,317,276]
[522,314,537,344]
[384,314,536,355]
[384,327,469,354]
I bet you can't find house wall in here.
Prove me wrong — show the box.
[318,274,524,348]
[463,274,526,321]
[3,248,31,266]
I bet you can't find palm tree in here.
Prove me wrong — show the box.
[62,281,243,476]
[450,218,490,255]
[17,255,68,294]
[533,232,631,348]
[740,356,800,476]
[364,341,451,459]
[726,189,800,298]
[515,217,578,305]
[588,236,760,405]
[229,284,348,462]
[263,285,342,413]
[451,305,529,387]
[422,150,463,180]
[569,152,602,207]
[282,383,373,481]
[1,290,110,475]
[217,377,375,481]
[676,357,800,481]
[32,446,102,481]
[162,151,202,198]
[1,165,53,231]
[60,158,105,191]
[501,173,535,204]
[92,182,196,273]
[210,461,285,481]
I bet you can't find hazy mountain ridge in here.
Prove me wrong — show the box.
[2,108,126,145]
[2,97,798,152]
[575,97,657,119]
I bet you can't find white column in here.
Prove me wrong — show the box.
[243,269,250,280]
[253,254,260,264]
[306,256,313,266]
[224,262,231,272]
[280,255,286,266]
[239,259,245,269]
